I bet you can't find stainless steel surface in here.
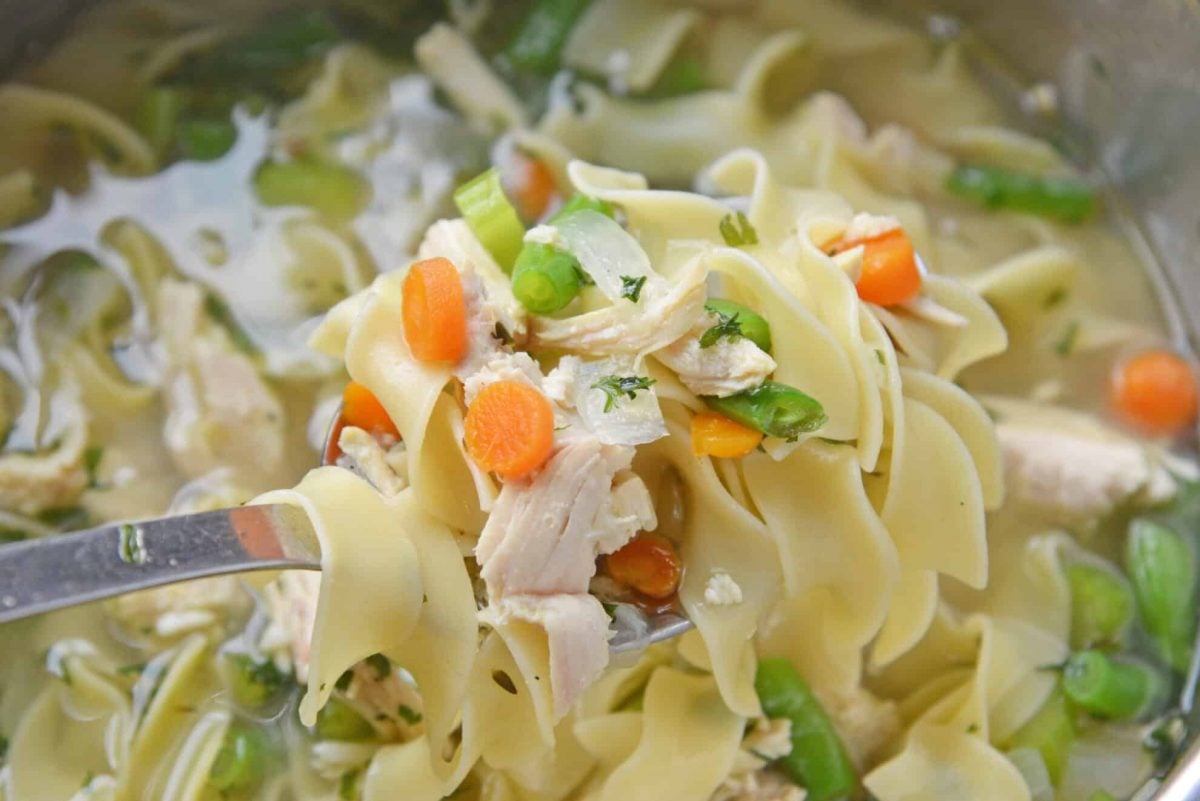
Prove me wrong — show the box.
[608,608,694,654]
[0,504,321,624]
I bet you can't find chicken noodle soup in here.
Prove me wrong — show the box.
[0,1,1196,800]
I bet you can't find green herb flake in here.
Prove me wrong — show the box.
[335,669,354,693]
[397,704,423,725]
[117,662,146,676]
[38,506,90,530]
[719,211,758,247]
[0,528,27,543]
[1055,320,1080,357]
[84,446,106,489]
[620,275,647,303]
[1043,286,1069,309]
[203,293,258,356]
[117,524,146,565]
[591,375,657,412]
[492,322,513,346]
[365,653,390,680]
[699,311,743,349]
[338,768,360,801]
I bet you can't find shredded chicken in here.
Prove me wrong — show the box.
[342,660,425,741]
[336,425,408,497]
[475,436,651,598]
[711,718,802,801]
[479,593,612,718]
[993,400,1176,526]
[261,570,321,682]
[816,685,902,771]
[531,258,708,356]
[158,280,285,481]
[462,351,544,405]
[842,212,900,243]
[655,314,777,398]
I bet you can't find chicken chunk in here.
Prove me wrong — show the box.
[991,398,1175,527]
[158,280,285,481]
[655,315,777,398]
[815,685,901,771]
[711,718,801,801]
[479,593,612,718]
[261,570,321,682]
[474,436,650,598]
[336,425,408,497]
[531,258,708,357]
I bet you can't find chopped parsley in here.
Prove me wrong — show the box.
[397,704,423,725]
[1055,320,1080,357]
[365,653,391,680]
[338,768,360,800]
[699,310,743,349]
[620,274,647,302]
[719,211,758,247]
[591,375,656,412]
[492,322,513,346]
[84,446,106,489]
[38,505,90,530]
[117,524,145,565]
[1043,286,1069,309]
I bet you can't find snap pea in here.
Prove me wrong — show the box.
[1066,562,1134,650]
[511,242,583,314]
[946,164,1096,224]
[134,87,186,158]
[174,11,339,89]
[1061,650,1163,721]
[703,381,826,441]
[1126,518,1197,673]
[505,0,594,75]
[314,697,375,741]
[704,299,772,353]
[209,724,270,793]
[755,658,856,801]
[255,159,370,220]
[1005,687,1075,784]
[178,118,237,161]
[551,193,614,223]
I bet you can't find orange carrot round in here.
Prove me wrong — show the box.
[605,533,683,600]
[1112,349,1198,435]
[342,381,400,440]
[853,229,922,306]
[691,411,763,458]
[402,257,468,363]
[323,414,348,465]
[514,157,558,221]
[464,380,556,479]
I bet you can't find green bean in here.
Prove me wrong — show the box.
[1005,687,1075,784]
[209,724,270,793]
[223,653,287,709]
[1066,562,1133,650]
[1061,650,1163,720]
[703,381,826,441]
[505,0,594,75]
[511,243,583,314]
[551,193,614,223]
[1126,518,1197,672]
[945,164,1096,223]
[314,697,375,741]
[178,118,237,161]
[704,299,772,353]
[255,159,370,220]
[755,658,856,801]
[134,87,186,158]
[453,167,525,271]
[175,11,339,89]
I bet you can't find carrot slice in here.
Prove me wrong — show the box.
[464,380,556,479]
[402,257,468,363]
[514,157,558,221]
[691,411,763,458]
[322,413,349,465]
[827,228,922,306]
[342,381,400,440]
[1112,349,1198,435]
[605,533,682,600]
